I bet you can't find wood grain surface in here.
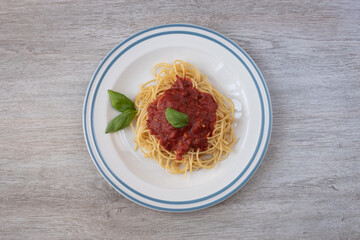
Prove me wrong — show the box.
[1,0,359,239]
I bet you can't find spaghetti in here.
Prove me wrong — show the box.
[131,60,235,174]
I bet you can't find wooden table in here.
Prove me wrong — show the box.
[1,1,359,239]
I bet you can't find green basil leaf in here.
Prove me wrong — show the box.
[165,107,188,128]
[105,109,137,133]
[108,90,136,112]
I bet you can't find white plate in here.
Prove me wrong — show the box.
[83,24,272,212]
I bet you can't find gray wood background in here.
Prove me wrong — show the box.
[1,0,359,239]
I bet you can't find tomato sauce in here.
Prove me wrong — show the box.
[147,76,218,160]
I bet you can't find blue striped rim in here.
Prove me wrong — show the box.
[83,24,272,211]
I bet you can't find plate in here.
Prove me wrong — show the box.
[83,24,272,212]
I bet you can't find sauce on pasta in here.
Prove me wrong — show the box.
[147,76,218,160]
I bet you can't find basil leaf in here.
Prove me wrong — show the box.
[105,109,137,133]
[108,90,136,112]
[165,107,188,128]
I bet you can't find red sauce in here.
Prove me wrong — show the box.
[147,76,218,160]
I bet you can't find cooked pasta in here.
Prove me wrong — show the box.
[131,60,235,174]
